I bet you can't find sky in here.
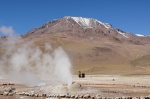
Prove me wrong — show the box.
[0,0,150,36]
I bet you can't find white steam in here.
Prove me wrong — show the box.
[0,36,72,86]
[0,26,15,36]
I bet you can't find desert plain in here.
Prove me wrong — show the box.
[1,74,150,99]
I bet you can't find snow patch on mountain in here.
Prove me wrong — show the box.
[64,16,112,29]
[96,20,112,29]
[118,31,129,38]
[71,17,90,27]
[136,34,144,37]
[103,23,112,29]
[116,29,129,38]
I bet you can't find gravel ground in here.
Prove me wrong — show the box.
[0,75,150,98]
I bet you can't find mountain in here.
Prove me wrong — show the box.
[2,16,150,75]
[25,16,150,45]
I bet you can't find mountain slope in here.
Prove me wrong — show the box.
[1,16,150,75]
[131,55,150,67]
[23,33,150,74]
[24,16,150,74]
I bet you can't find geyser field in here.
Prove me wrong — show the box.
[1,36,150,99]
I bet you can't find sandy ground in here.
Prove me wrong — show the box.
[1,75,150,98]
[73,75,150,97]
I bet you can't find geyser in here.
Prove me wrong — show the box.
[0,36,72,86]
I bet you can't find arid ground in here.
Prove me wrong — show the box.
[1,75,150,99]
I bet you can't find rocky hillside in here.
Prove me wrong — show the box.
[26,16,150,45]
[1,16,150,75]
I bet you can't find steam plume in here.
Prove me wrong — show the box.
[0,26,15,36]
[0,34,72,86]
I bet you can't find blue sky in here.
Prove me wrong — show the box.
[0,0,150,36]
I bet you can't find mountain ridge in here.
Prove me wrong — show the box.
[25,16,150,45]
[26,16,149,37]
[1,16,150,75]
